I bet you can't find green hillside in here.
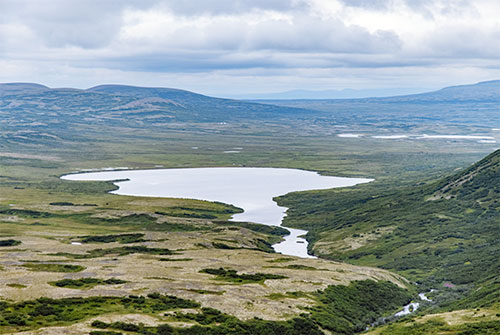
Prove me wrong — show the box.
[278,149,500,309]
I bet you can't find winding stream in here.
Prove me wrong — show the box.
[394,289,435,317]
[62,167,372,258]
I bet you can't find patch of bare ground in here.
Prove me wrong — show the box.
[417,308,500,325]
[0,215,24,222]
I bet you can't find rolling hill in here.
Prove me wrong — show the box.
[1,80,498,154]
[278,149,500,311]
[0,83,322,151]
[0,81,498,333]
[256,80,500,129]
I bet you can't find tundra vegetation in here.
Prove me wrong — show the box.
[0,81,498,333]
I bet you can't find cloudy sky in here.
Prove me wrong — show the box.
[0,0,498,97]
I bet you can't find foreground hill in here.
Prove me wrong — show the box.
[278,149,499,315]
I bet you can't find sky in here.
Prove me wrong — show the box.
[0,0,498,97]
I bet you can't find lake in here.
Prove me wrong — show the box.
[62,167,373,258]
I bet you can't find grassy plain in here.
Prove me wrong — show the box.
[1,141,417,333]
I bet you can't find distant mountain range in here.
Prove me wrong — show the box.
[255,80,500,129]
[0,82,317,135]
[0,80,498,150]
[1,79,498,101]
[362,79,500,103]
[225,80,500,100]
[229,87,432,100]
[251,80,500,102]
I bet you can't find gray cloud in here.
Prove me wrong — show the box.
[158,0,304,15]
[120,14,401,54]
[0,0,158,48]
[337,0,392,10]
[0,0,497,94]
[425,27,500,59]
[242,18,401,53]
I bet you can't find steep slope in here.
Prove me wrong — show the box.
[431,149,499,201]
[277,149,500,308]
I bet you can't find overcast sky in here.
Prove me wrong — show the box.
[0,0,498,97]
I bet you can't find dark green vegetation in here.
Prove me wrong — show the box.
[264,264,326,271]
[183,289,224,295]
[85,280,410,335]
[21,263,85,272]
[49,278,127,289]
[155,205,243,220]
[376,319,500,335]
[89,331,123,335]
[199,267,287,284]
[279,149,500,313]
[0,239,21,247]
[90,317,323,335]
[53,246,173,259]
[6,284,26,289]
[214,221,289,237]
[0,279,410,334]
[308,280,413,333]
[50,202,97,206]
[0,294,199,331]
[209,238,276,253]
[76,233,145,244]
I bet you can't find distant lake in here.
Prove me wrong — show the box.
[62,167,372,258]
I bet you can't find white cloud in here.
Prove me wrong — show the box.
[0,0,497,94]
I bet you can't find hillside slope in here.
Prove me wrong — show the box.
[0,83,321,150]
[277,149,500,308]
[256,80,500,129]
[359,79,500,103]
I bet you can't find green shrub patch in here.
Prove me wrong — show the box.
[199,268,287,284]
[0,239,21,247]
[76,233,146,244]
[49,278,127,289]
[22,263,85,272]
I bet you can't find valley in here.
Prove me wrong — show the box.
[0,81,499,334]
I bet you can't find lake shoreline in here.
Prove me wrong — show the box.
[62,167,373,258]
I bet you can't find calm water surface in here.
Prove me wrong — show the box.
[62,167,372,258]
